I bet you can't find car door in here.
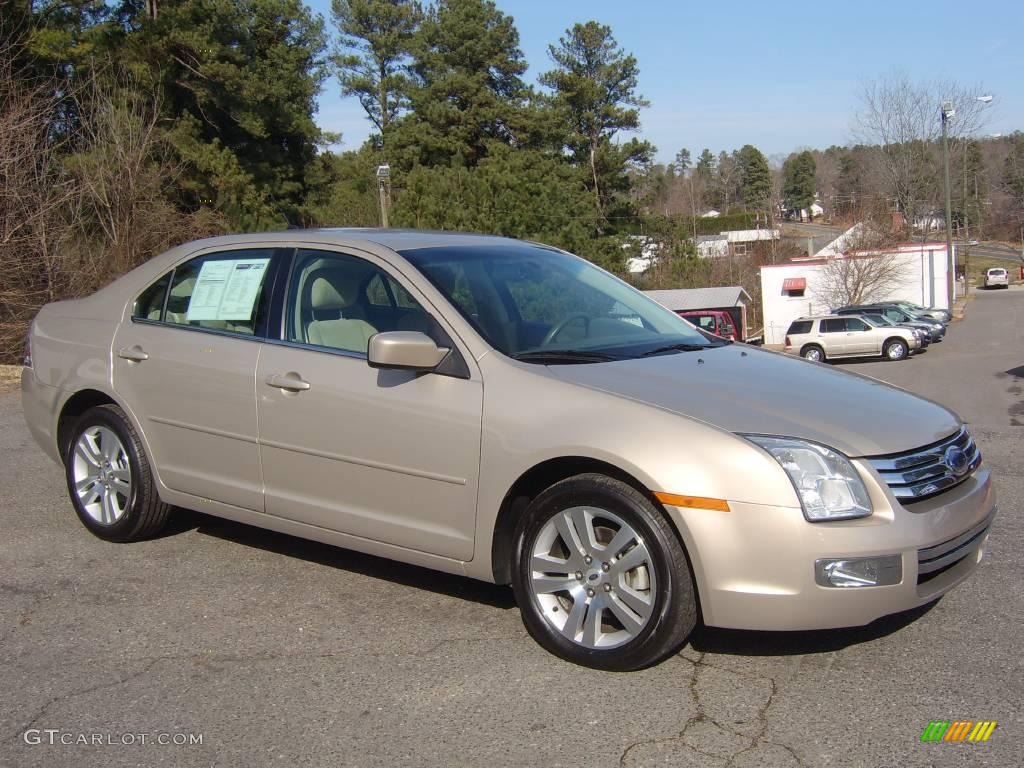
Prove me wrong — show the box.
[112,247,284,511]
[819,317,848,356]
[842,317,878,355]
[255,248,483,561]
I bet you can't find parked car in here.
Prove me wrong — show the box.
[22,230,995,670]
[834,304,946,342]
[676,310,737,341]
[889,301,951,323]
[784,315,919,362]
[984,267,1009,289]
[860,313,930,350]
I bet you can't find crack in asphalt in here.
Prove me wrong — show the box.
[3,634,514,746]
[618,651,807,768]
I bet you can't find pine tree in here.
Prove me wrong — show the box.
[782,150,817,218]
[124,0,328,228]
[736,144,771,211]
[330,0,422,135]
[694,149,716,180]
[392,0,528,168]
[540,21,652,225]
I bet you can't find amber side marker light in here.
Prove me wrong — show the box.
[654,492,730,512]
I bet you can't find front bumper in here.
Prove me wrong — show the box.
[664,467,996,630]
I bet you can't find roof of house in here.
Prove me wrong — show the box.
[644,287,752,311]
[724,229,780,243]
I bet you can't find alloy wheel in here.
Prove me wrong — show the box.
[529,506,657,649]
[72,426,132,525]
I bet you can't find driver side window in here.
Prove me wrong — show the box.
[286,250,434,356]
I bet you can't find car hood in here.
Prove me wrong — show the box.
[549,345,960,457]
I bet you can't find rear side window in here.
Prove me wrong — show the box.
[821,318,845,333]
[787,320,813,335]
[132,273,171,321]
[143,249,276,336]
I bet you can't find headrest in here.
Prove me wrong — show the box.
[171,277,195,298]
[308,268,361,311]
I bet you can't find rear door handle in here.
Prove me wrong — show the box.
[264,373,311,392]
[117,345,149,362]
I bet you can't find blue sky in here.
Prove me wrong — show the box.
[305,0,1022,164]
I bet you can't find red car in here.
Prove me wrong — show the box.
[676,310,737,341]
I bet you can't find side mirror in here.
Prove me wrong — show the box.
[367,331,449,371]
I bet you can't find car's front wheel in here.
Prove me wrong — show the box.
[65,404,171,542]
[884,339,909,361]
[511,474,696,670]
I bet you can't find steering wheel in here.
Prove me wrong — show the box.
[541,313,591,346]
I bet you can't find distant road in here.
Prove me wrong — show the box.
[962,241,1024,263]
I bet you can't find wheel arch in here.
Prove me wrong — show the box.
[57,389,119,462]
[800,343,824,359]
[489,456,690,586]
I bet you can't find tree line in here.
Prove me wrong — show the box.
[2,1,1023,362]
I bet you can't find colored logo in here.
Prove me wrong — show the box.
[943,445,970,477]
[921,721,997,742]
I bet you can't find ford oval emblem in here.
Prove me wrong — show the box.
[944,445,970,477]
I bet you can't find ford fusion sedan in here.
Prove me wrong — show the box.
[22,230,996,670]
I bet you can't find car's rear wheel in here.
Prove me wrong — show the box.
[884,339,908,361]
[511,474,696,670]
[65,404,171,542]
[801,344,825,362]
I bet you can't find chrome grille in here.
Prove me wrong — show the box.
[866,428,981,503]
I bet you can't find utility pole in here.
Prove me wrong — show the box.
[941,102,955,310]
[376,165,391,229]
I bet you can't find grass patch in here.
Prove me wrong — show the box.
[963,254,1019,288]
[0,365,21,393]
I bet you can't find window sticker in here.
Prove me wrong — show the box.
[186,258,269,321]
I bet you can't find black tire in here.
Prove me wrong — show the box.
[884,338,909,361]
[64,404,171,542]
[511,474,697,671]
[801,344,825,362]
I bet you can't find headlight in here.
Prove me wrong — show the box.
[743,436,872,522]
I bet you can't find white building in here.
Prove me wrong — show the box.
[696,229,780,259]
[760,242,954,346]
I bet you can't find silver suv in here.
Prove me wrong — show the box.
[984,267,1009,289]
[785,315,919,362]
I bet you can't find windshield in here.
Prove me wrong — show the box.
[863,314,893,327]
[399,243,721,361]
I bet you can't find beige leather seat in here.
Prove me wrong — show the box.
[304,269,377,353]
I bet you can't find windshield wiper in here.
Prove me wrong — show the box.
[640,343,718,357]
[512,349,616,364]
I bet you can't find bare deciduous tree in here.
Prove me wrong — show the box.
[852,73,991,238]
[813,228,908,308]
[0,46,217,362]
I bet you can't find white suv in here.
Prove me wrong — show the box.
[984,267,1009,289]
[784,315,919,362]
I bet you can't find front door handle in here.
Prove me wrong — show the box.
[265,373,311,392]
[117,345,149,362]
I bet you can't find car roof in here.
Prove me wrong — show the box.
[176,228,536,254]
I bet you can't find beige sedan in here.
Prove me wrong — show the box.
[22,231,996,669]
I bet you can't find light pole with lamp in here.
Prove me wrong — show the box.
[941,95,992,309]
[376,165,392,229]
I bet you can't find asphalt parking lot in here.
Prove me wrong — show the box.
[1,289,1021,768]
